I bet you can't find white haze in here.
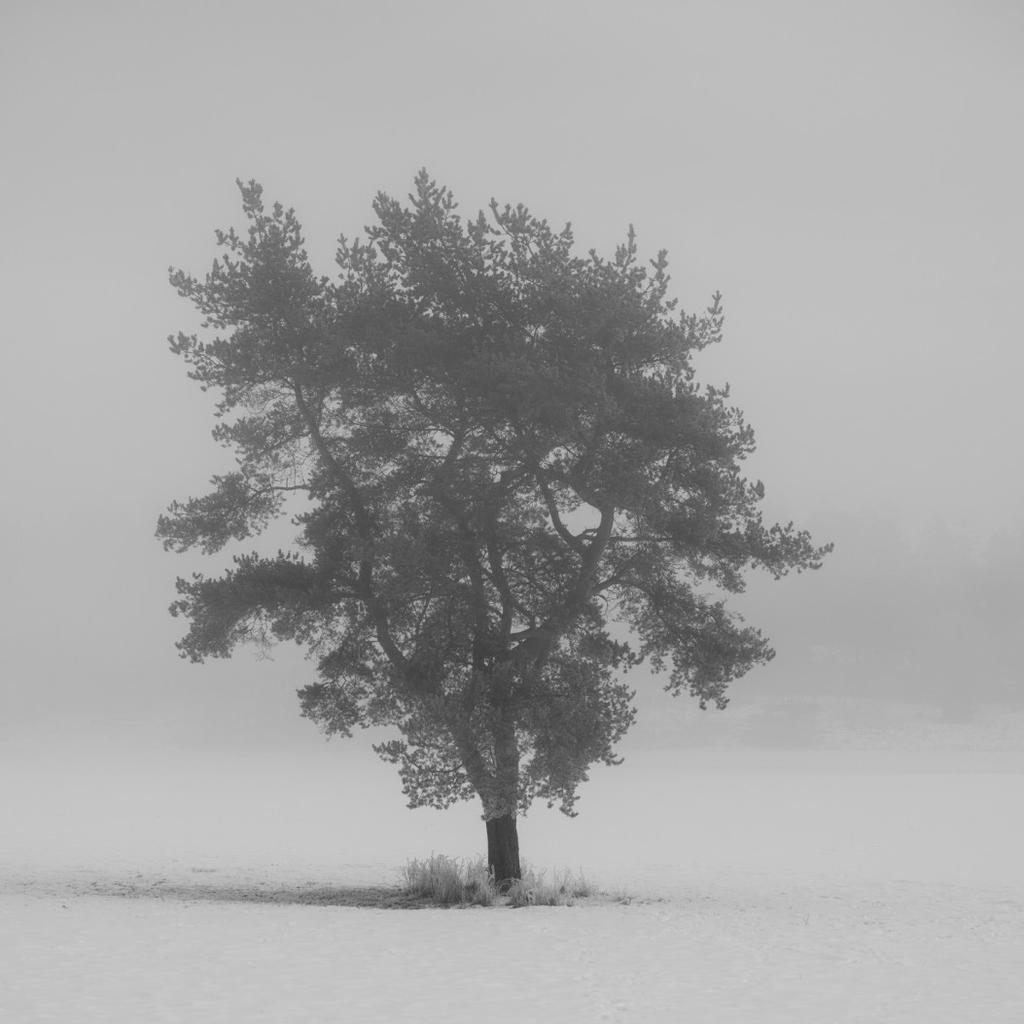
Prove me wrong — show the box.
[1,3,1022,1018]
[2,0,1022,747]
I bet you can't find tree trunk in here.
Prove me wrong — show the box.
[486,813,521,888]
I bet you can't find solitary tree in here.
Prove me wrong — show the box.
[158,172,830,884]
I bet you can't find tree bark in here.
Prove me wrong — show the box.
[486,813,521,888]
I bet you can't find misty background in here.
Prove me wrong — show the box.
[2,1,1022,780]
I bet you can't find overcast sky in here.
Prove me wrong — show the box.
[2,0,1022,752]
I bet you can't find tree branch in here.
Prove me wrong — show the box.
[291,383,411,677]
[533,469,586,554]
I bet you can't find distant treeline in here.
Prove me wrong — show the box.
[732,510,1024,710]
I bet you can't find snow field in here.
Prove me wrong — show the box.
[2,726,1023,1023]
[4,876,1022,1024]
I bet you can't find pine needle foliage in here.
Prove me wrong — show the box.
[158,172,831,842]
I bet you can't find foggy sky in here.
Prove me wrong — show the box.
[2,0,1022,753]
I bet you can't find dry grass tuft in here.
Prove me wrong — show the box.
[401,855,496,907]
[402,856,597,908]
[505,867,595,908]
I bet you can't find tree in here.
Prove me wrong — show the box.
[158,172,831,884]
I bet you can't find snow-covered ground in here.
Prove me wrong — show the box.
[3,699,1023,1023]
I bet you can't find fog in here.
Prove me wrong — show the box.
[2,1,1022,770]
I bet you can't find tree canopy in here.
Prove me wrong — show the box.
[158,171,831,880]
